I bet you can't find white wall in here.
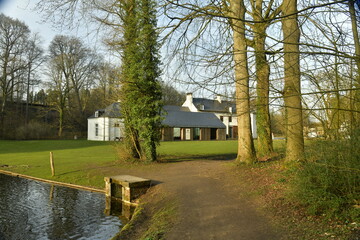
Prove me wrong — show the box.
[213,112,257,139]
[250,113,257,138]
[87,117,125,141]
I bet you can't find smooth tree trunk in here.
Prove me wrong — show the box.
[281,0,304,162]
[230,0,256,164]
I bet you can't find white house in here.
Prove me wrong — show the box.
[182,93,257,139]
[87,103,226,141]
[87,102,125,141]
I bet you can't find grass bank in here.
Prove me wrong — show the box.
[0,140,248,188]
[0,140,116,188]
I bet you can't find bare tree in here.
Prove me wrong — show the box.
[48,35,99,131]
[229,0,257,163]
[281,0,304,161]
[45,60,69,137]
[0,14,31,136]
[247,0,282,157]
[24,34,44,125]
[348,0,360,129]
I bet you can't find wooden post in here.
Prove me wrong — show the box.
[50,152,55,177]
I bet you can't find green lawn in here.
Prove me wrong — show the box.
[0,139,286,188]
[0,140,117,187]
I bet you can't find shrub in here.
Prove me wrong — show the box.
[15,121,56,140]
[288,134,360,221]
[113,142,139,163]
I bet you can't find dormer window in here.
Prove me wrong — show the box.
[95,111,99,118]
[199,104,205,110]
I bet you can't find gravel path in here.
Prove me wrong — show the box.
[136,160,282,239]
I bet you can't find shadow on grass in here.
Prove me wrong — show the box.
[0,140,112,154]
[158,153,237,163]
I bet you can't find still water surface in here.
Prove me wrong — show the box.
[0,174,122,240]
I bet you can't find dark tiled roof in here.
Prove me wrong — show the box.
[87,102,122,119]
[163,105,190,112]
[162,106,226,129]
[88,103,226,129]
[103,102,122,117]
[192,98,236,113]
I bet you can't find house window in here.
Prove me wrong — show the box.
[194,128,200,140]
[114,123,120,127]
[95,123,99,136]
[174,128,181,140]
[220,116,224,122]
[229,116,232,122]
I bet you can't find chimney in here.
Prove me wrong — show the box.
[216,95,222,103]
[186,93,193,103]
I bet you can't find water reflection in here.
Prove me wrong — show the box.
[105,197,136,223]
[0,174,122,240]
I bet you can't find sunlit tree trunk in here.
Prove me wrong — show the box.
[252,0,274,157]
[349,0,360,129]
[282,0,304,161]
[230,0,256,164]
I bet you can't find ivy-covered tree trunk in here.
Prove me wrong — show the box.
[253,8,274,157]
[120,0,142,159]
[120,0,162,162]
[137,0,163,162]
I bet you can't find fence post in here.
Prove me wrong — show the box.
[50,152,55,177]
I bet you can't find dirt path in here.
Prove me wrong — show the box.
[125,160,282,239]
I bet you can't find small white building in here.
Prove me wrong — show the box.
[87,102,124,141]
[182,93,257,139]
[87,103,226,141]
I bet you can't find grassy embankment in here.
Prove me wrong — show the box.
[0,140,256,188]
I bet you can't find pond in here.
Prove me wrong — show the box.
[0,174,123,240]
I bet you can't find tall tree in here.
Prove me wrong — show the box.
[48,35,99,132]
[349,0,360,129]
[0,14,30,137]
[229,0,257,164]
[248,0,281,157]
[281,0,304,161]
[24,34,44,125]
[120,0,163,162]
[37,0,163,161]
[46,61,69,137]
[120,0,143,159]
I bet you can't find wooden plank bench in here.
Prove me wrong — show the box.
[104,175,151,204]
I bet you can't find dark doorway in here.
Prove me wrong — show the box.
[210,128,217,140]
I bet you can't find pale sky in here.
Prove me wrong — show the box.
[0,0,100,50]
[0,0,59,48]
[0,0,208,96]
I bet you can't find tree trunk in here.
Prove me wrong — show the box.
[58,108,64,137]
[230,0,256,164]
[281,0,304,162]
[253,6,274,157]
[349,0,360,129]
